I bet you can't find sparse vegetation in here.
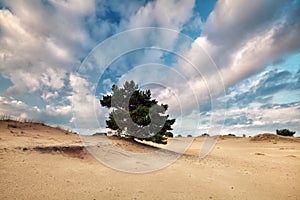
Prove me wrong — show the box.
[0,115,45,125]
[0,115,12,121]
[1,116,77,134]
[276,129,296,137]
[187,134,193,137]
[55,126,77,135]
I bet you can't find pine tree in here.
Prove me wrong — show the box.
[100,80,175,144]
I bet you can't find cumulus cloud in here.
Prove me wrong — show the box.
[226,102,300,134]
[0,0,299,135]
[113,0,300,136]
[0,95,72,125]
[202,0,299,84]
[0,1,158,129]
[226,69,298,108]
[68,73,100,127]
[0,1,82,96]
[183,13,203,33]
[126,0,194,30]
[154,0,300,116]
[216,68,300,136]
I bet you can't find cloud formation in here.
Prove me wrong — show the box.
[0,0,299,135]
[135,1,300,134]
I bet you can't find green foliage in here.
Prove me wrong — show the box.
[165,132,173,138]
[187,134,193,137]
[276,129,296,137]
[100,80,175,144]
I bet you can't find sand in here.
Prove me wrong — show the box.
[0,120,299,199]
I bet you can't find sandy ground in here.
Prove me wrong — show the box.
[0,120,299,200]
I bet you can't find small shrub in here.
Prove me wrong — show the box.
[187,134,193,137]
[276,129,296,137]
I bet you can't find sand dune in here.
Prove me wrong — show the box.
[0,120,299,199]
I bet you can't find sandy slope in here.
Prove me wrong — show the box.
[0,120,299,199]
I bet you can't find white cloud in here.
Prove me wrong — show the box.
[0,0,195,95]
[154,0,300,117]
[127,0,195,30]
[122,0,195,50]
[41,91,59,100]
[0,0,299,135]
[46,104,72,116]
[0,8,72,95]
[192,102,300,136]
[0,0,106,131]
[49,0,96,15]
[0,96,72,125]
[68,73,108,133]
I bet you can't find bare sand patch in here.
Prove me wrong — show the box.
[1,120,299,199]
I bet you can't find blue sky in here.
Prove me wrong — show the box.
[0,0,299,136]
